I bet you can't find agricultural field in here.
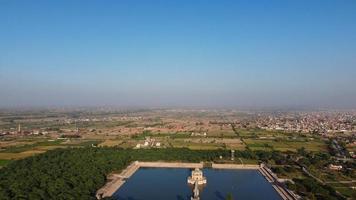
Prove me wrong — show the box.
[169,140,225,150]
[205,129,236,137]
[0,138,101,163]
[0,150,46,160]
[244,138,327,152]
[98,140,123,147]
[171,138,245,150]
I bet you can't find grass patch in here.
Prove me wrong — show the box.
[2,140,63,153]
[244,139,327,152]
[0,159,12,167]
[0,150,46,160]
[239,158,259,165]
[98,140,123,147]
[171,140,224,150]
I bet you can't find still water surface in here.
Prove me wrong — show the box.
[113,168,281,200]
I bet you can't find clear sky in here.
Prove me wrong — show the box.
[1,0,356,108]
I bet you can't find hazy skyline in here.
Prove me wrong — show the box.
[1,0,356,108]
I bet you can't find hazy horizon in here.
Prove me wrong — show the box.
[1,0,356,109]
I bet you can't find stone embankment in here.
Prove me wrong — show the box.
[212,163,259,169]
[139,161,203,169]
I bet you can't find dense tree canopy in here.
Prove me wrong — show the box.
[0,148,228,200]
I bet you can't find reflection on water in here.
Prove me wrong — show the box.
[113,168,281,200]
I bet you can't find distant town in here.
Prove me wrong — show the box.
[1,109,355,150]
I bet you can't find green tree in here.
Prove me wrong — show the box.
[226,193,234,200]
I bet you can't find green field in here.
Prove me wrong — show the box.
[0,139,101,160]
[0,159,12,167]
[244,138,327,152]
[170,140,225,150]
[2,140,63,153]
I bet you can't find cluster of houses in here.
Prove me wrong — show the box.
[0,124,49,137]
[135,137,161,149]
[191,132,207,137]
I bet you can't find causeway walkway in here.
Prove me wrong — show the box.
[259,164,299,200]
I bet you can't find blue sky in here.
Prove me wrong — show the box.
[1,0,356,108]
